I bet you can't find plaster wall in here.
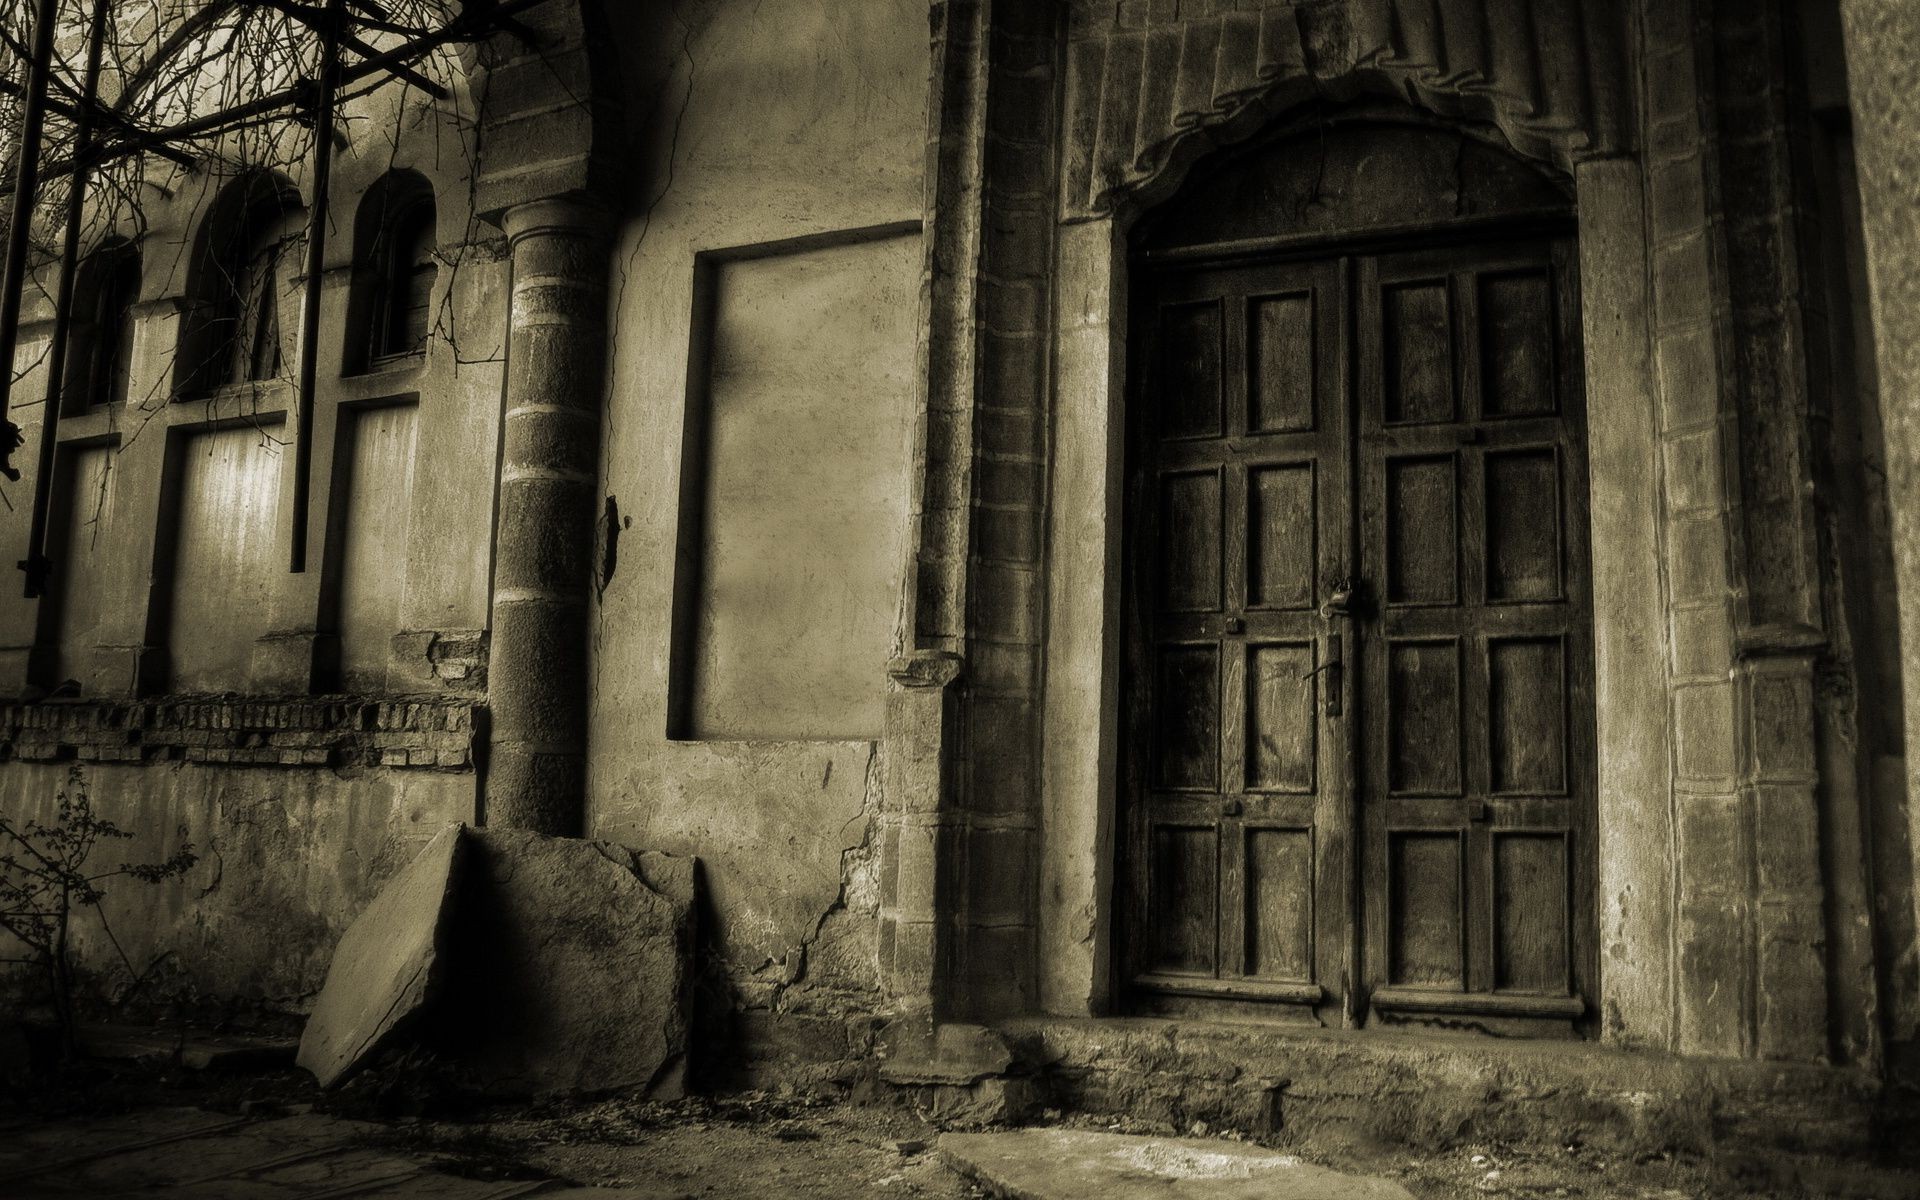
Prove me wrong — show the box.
[0,761,470,1010]
[0,79,507,700]
[167,425,284,692]
[585,0,927,1015]
[676,234,920,743]
[1838,0,1920,1081]
[52,446,118,682]
[0,78,501,1011]
[333,404,421,690]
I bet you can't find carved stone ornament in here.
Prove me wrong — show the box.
[1060,0,1629,219]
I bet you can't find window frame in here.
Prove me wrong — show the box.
[366,191,437,368]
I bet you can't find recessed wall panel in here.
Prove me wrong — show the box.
[335,405,418,689]
[1489,636,1568,794]
[169,426,282,692]
[679,231,919,739]
[1494,833,1569,992]
[1479,269,1556,417]
[1486,448,1562,602]
[1154,644,1220,790]
[1386,454,1458,605]
[54,446,118,681]
[1388,639,1462,795]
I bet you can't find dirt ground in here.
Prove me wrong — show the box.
[384,1094,1754,1199]
[3,1050,1911,1198]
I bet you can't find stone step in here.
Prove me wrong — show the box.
[1003,1016,1890,1161]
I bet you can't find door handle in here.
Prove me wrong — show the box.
[1302,632,1343,718]
[1320,577,1356,620]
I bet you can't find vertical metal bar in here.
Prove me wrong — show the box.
[289,0,345,573]
[22,0,112,598]
[0,0,60,480]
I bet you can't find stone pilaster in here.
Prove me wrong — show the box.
[486,195,611,836]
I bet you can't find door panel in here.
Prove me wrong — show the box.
[1358,240,1592,1032]
[1125,257,1351,1019]
[1125,234,1592,1035]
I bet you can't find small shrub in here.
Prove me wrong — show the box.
[0,765,197,1056]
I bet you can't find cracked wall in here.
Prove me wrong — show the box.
[585,0,927,1081]
[0,759,470,1014]
[0,65,500,1019]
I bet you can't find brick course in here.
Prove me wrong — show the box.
[0,696,478,771]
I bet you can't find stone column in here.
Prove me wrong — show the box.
[487,195,611,836]
[1837,0,1920,966]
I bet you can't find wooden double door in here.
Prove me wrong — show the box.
[1122,234,1595,1034]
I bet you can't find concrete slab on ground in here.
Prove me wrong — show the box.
[939,1128,1416,1200]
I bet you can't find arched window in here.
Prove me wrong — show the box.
[232,217,295,382]
[179,173,305,395]
[351,171,437,370]
[374,198,436,361]
[64,239,141,411]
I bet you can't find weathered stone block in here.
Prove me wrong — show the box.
[297,824,464,1088]
[1662,426,1724,516]
[1676,793,1745,899]
[891,820,940,920]
[1676,898,1751,1057]
[1754,786,1822,893]
[1755,900,1829,1064]
[1674,681,1737,782]
[964,923,1035,1014]
[1746,670,1817,780]
[442,829,694,1098]
[1666,515,1731,604]
[1644,45,1700,131]
[1649,155,1708,234]
[1670,601,1732,682]
[1652,233,1715,329]
[966,828,1033,926]
[1654,326,1719,429]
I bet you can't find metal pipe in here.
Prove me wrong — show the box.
[289,0,346,573]
[22,0,113,600]
[0,0,60,480]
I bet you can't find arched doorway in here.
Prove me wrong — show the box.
[1118,107,1596,1036]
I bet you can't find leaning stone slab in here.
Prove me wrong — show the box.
[297,823,465,1088]
[442,828,695,1099]
[939,1129,1417,1200]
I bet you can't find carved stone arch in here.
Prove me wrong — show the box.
[1059,0,1630,221]
[1128,99,1575,252]
[460,0,624,221]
